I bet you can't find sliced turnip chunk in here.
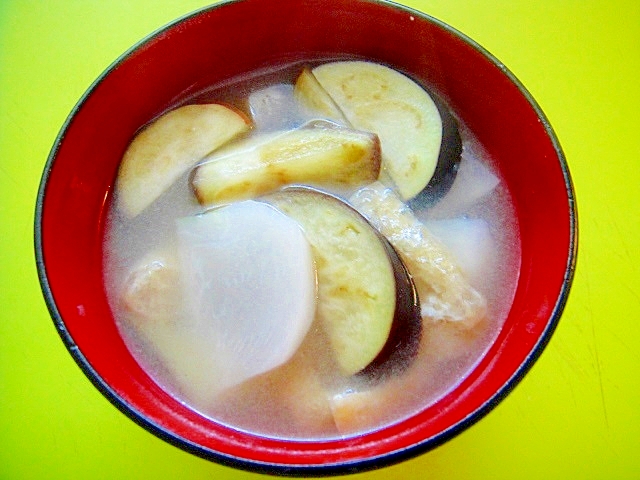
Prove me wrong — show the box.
[163,200,316,406]
[426,151,500,217]
[423,217,495,286]
[249,83,316,131]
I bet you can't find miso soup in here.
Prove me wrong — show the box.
[103,58,521,440]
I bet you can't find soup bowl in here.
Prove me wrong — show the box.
[35,0,577,475]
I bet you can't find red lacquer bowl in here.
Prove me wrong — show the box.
[35,0,577,475]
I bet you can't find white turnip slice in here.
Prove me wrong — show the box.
[145,200,317,407]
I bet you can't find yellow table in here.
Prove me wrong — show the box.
[1,1,638,478]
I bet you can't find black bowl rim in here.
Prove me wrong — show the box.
[34,0,578,476]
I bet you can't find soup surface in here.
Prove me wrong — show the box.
[103,58,521,440]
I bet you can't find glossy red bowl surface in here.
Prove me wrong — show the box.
[35,0,577,475]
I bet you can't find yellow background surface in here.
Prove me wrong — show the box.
[1,1,639,478]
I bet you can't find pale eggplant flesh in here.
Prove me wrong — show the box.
[265,186,422,382]
[409,92,463,209]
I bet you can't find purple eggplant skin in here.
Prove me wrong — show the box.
[357,239,422,384]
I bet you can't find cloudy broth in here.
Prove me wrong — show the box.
[103,58,521,440]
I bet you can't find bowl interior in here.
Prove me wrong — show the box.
[36,0,575,474]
